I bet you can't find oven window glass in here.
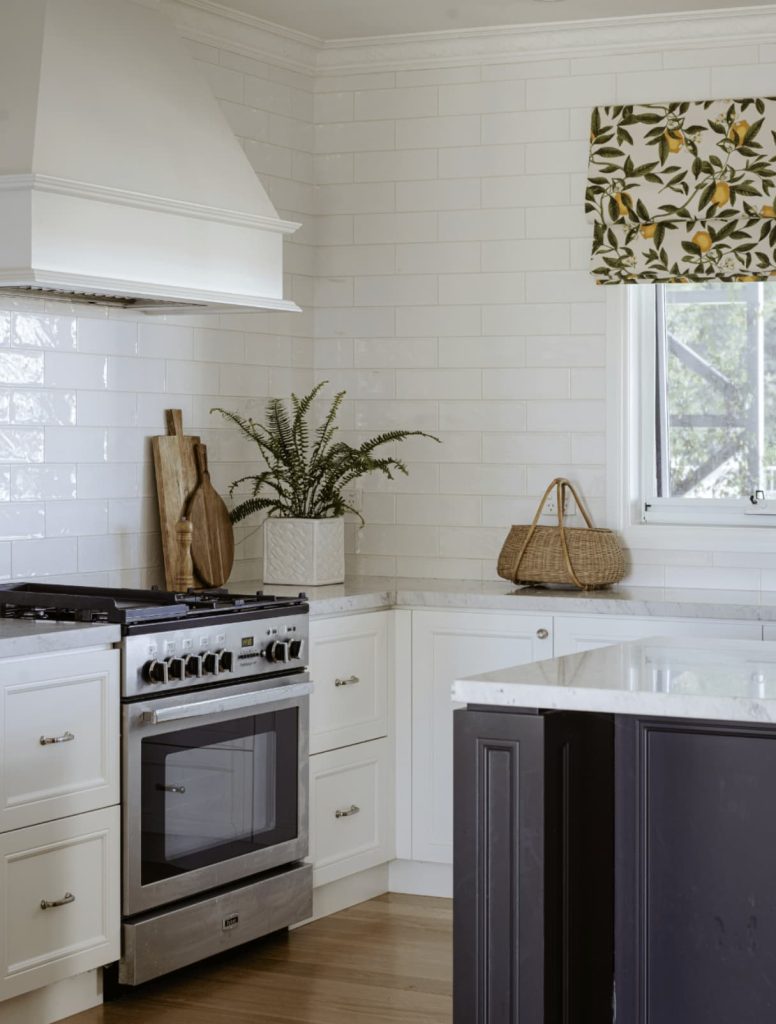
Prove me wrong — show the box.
[140,708,298,884]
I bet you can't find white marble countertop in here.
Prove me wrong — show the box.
[452,636,776,724]
[0,619,120,659]
[230,575,776,621]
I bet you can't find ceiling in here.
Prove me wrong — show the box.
[220,0,776,41]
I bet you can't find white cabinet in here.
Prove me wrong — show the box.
[0,806,120,1002]
[764,625,776,642]
[308,738,392,888]
[309,612,388,755]
[0,649,120,833]
[552,614,762,657]
[410,610,552,865]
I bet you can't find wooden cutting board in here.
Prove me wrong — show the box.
[187,443,235,588]
[152,409,204,590]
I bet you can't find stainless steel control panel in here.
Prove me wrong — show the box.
[122,614,308,699]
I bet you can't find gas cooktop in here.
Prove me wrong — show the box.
[0,583,307,626]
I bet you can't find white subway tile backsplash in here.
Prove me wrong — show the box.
[314,153,355,184]
[439,273,525,305]
[354,338,437,368]
[78,317,137,356]
[396,305,481,337]
[12,465,75,501]
[315,120,395,154]
[47,500,107,537]
[439,80,526,115]
[355,86,438,120]
[396,369,481,400]
[12,536,77,576]
[525,74,615,110]
[482,174,570,209]
[355,212,438,244]
[317,182,395,215]
[439,209,525,241]
[482,239,569,272]
[397,115,481,149]
[482,303,570,336]
[438,336,525,368]
[355,275,438,306]
[396,241,479,274]
[439,401,526,432]
[355,149,437,182]
[482,109,569,145]
[396,178,481,212]
[14,314,76,351]
[319,242,396,277]
[439,145,525,179]
[483,368,569,400]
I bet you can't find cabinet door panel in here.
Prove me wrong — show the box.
[308,738,392,887]
[411,610,552,864]
[0,649,119,832]
[309,612,388,755]
[0,806,120,1001]
[553,615,761,657]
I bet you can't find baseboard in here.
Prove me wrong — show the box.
[307,863,390,922]
[388,859,453,898]
[0,970,102,1024]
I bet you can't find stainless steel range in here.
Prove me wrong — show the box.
[0,583,313,985]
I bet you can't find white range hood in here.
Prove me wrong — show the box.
[0,0,301,314]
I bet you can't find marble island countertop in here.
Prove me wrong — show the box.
[231,575,776,622]
[452,636,776,723]
[0,618,121,659]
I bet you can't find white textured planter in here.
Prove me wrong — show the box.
[263,517,345,586]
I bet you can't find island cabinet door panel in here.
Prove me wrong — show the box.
[411,611,553,864]
[454,709,614,1024]
[616,716,776,1024]
[553,615,762,657]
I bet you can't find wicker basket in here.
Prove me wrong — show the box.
[497,478,626,591]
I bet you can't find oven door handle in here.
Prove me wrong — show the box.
[140,681,313,725]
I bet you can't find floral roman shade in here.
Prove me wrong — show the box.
[586,97,776,284]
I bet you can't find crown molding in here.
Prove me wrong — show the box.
[164,0,319,74]
[317,5,776,73]
[166,1,776,76]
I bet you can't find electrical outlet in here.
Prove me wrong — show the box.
[541,491,576,520]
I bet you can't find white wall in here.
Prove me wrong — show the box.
[0,39,313,586]
[309,37,776,594]
[5,2,776,595]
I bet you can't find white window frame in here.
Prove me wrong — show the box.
[606,286,776,550]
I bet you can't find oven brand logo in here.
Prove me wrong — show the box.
[223,914,239,930]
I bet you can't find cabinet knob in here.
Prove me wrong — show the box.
[536,628,550,640]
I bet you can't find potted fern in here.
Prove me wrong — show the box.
[213,382,438,586]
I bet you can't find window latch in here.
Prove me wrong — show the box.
[750,489,766,505]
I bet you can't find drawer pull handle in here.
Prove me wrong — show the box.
[39,731,75,746]
[335,675,360,687]
[157,784,186,794]
[335,804,360,819]
[536,628,550,640]
[40,892,75,910]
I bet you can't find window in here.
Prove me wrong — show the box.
[639,281,776,525]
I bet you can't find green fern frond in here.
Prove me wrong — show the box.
[213,383,440,524]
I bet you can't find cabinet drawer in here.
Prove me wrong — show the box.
[308,738,392,888]
[309,612,388,755]
[0,806,120,1001]
[0,649,120,832]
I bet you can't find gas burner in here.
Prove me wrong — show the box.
[0,583,307,628]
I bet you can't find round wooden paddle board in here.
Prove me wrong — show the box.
[186,443,235,588]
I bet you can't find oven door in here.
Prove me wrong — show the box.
[122,675,310,917]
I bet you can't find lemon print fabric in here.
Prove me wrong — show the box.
[586,97,776,284]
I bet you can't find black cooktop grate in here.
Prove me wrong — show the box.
[0,583,307,625]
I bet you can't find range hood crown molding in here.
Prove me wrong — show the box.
[0,0,300,315]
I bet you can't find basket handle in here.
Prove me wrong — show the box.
[512,478,594,590]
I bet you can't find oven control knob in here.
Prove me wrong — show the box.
[185,654,204,678]
[167,657,186,681]
[144,659,168,685]
[289,638,304,660]
[218,650,234,673]
[203,651,221,675]
[265,640,290,663]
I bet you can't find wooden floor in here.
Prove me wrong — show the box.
[67,894,452,1024]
